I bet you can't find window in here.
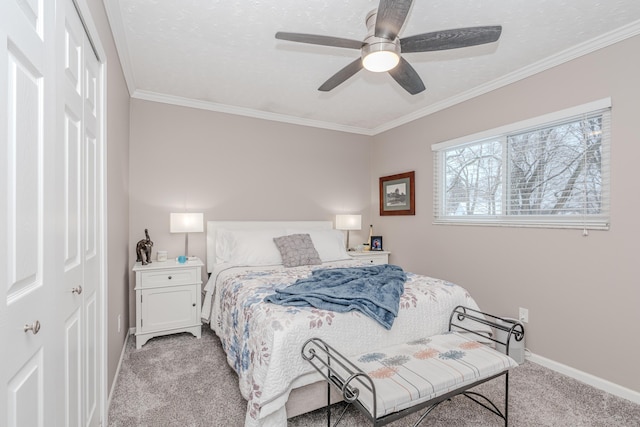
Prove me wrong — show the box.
[433,99,610,229]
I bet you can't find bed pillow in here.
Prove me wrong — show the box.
[273,234,322,268]
[215,228,235,263]
[286,228,349,262]
[218,228,286,266]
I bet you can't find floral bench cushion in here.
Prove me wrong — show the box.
[346,331,518,418]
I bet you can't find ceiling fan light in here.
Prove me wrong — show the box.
[361,36,401,73]
[363,50,400,72]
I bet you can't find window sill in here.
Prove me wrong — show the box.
[433,217,610,230]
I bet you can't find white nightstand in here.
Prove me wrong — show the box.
[133,257,203,349]
[348,251,390,265]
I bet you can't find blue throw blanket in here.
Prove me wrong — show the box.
[264,264,406,329]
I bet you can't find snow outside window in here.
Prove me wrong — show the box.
[432,99,611,230]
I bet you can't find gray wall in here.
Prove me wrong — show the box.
[128,99,372,324]
[371,35,640,393]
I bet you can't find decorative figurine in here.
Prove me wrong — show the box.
[136,229,154,265]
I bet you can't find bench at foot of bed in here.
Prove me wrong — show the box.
[301,306,525,427]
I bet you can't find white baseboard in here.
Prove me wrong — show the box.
[528,353,640,405]
[107,329,131,410]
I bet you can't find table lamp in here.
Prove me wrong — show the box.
[335,214,362,250]
[170,212,204,257]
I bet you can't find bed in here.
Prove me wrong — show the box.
[201,221,482,427]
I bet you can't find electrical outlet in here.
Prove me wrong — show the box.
[117,314,121,333]
[519,307,529,323]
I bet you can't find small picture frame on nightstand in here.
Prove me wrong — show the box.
[370,236,383,251]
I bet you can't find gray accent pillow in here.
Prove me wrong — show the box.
[273,234,322,268]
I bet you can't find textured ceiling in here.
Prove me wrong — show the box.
[104,0,640,135]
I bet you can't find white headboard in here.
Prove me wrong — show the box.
[206,220,333,273]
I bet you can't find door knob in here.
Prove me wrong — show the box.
[71,286,83,295]
[24,320,41,334]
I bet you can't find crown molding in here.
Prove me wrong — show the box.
[108,3,640,136]
[132,90,375,136]
[372,19,640,135]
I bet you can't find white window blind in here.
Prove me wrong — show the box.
[433,100,611,229]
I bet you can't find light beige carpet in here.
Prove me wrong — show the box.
[108,328,640,426]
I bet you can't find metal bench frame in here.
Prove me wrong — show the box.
[301,305,525,427]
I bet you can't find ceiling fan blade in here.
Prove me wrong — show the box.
[276,32,363,49]
[388,57,425,95]
[375,0,413,40]
[318,59,363,92]
[401,26,502,53]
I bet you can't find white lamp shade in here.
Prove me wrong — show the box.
[170,213,204,233]
[335,214,362,231]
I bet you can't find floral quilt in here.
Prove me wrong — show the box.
[202,260,480,427]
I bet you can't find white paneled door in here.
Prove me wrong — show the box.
[1,1,56,425]
[1,0,104,425]
[58,0,103,424]
[57,0,103,425]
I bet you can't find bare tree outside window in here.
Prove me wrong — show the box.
[434,105,610,229]
[508,115,603,216]
[445,139,502,216]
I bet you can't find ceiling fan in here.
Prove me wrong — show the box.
[275,0,502,95]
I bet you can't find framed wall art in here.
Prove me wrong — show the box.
[379,171,415,216]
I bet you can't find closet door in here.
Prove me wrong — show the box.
[0,0,57,425]
[1,1,104,425]
[82,40,102,427]
[58,0,103,425]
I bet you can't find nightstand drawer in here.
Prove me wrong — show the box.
[348,251,390,265]
[139,268,197,287]
[357,256,387,265]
